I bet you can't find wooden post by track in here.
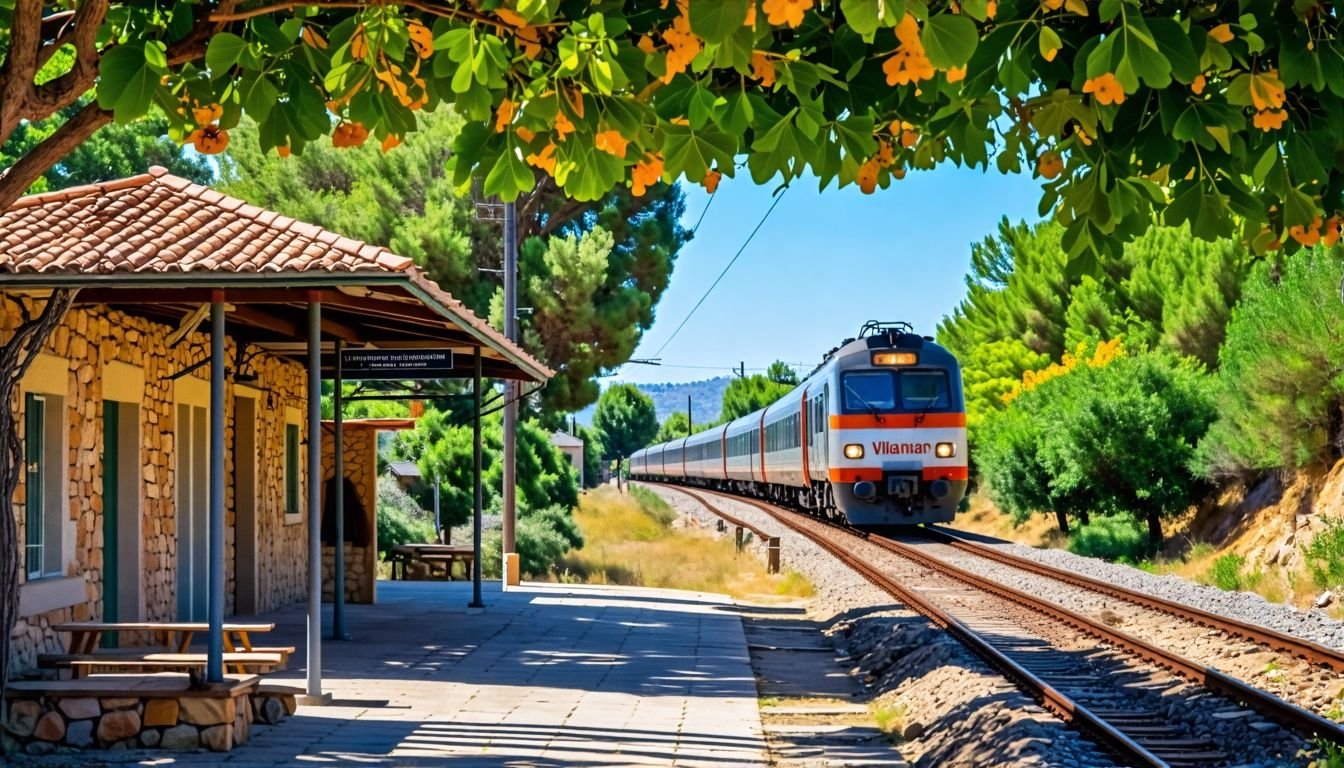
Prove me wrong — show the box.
[766,537,781,574]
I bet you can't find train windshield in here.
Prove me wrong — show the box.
[842,370,950,413]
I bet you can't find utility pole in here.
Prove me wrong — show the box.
[502,199,519,579]
[735,361,746,378]
[687,394,692,435]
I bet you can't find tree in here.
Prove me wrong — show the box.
[981,350,1214,545]
[655,411,690,443]
[766,360,799,386]
[2,107,212,194]
[720,374,793,422]
[592,383,658,487]
[1195,249,1344,479]
[221,111,688,413]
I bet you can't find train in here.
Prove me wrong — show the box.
[629,322,968,529]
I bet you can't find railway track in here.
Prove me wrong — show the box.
[663,484,1344,767]
[922,525,1344,672]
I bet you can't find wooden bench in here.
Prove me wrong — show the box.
[54,621,276,655]
[418,551,475,580]
[41,652,283,680]
[389,544,475,580]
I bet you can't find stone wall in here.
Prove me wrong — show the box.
[4,298,311,675]
[320,425,377,604]
[3,682,296,754]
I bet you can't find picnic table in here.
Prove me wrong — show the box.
[388,543,475,580]
[46,622,291,679]
[53,621,276,654]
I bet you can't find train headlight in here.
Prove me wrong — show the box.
[935,442,956,458]
[844,443,864,459]
[872,351,918,366]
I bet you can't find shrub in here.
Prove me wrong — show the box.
[979,349,1214,543]
[1303,517,1344,593]
[376,476,436,558]
[525,504,585,549]
[628,485,676,526]
[1204,553,1246,591]
[1067,517,1149,562]
[1195,249,1344,478]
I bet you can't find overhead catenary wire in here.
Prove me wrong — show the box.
[651,187,789,359]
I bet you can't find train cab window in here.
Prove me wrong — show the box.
[842,372,896,413]
[899,371,950,411]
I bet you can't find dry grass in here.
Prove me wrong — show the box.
[554,486,815,601]
[952,493,1067,548]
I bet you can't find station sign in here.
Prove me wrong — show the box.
[337,348,455,380]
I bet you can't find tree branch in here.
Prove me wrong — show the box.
[0,0,46,146]
[26,0,110,122]
[0,100,113,209]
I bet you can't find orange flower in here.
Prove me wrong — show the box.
[856,157,880,194]
[407,20,433,59]
[1191,74,1206,95]
[946,65,966,83]
[631,153,665,196]
[515,126,536,143]
[744,2,757,27]
[1041,0,1064,10]
[1208,24,1234,43]
[702,168,722,193]
[637,35,657,54]
[761,0,813,28]
[351,26,368,59]
[1323,217,1342,247]
[526,142,557,175]
[381,134,402,153]
[1290,216,1322,246]
[882,16,935,86]
[662,11,702,82]
[595,129,630,158]
[494,99,516,133]
[1037,150,1064,180]
[192,103,223,126]
[1253,108,1287,131]
[188,125,229,155]
[900,125,919,148]
[276,145,291,158]
[331,121,369,148]
[750,52,777,87]
[553,110,575,140]
[891,166,907,180]
[1082,72,1125,105]
[876,140,895,167]
[986,0,998,16]
[496,7,527,27]
[1248,70,1286,111]
[301,26,328,50]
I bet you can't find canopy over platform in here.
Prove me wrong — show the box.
[0,166,550,383]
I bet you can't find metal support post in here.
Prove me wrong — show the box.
[767,537,781,574]
[502,200,518,559]
[469,349,485,609]
[305,301,324,700]
[206,296,225,684]
[332,339,347,641]
[687,394,692,435]
[433,481,443,544]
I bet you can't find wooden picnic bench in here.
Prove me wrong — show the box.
[389,544,475,580]
[48,621,293,678]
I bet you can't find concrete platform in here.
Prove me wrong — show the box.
[19,581,768,766]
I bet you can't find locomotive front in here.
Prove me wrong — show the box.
[826,324,968,528]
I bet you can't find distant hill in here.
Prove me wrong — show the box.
[575,377,731,428]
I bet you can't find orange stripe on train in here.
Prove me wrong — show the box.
[829,413,967,429]
[828,466,969,482]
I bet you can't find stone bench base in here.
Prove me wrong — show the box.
[4,673,297,755]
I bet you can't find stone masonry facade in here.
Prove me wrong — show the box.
[320,424,377,604]
[5,297,311,675]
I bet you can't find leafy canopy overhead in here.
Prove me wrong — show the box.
[6,0,1343,263]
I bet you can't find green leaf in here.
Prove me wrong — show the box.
[920,14,978,70]
[663,123,738,180]
[1282,185,1320,229]
[483,138,535,200]
[842,0,905,39]
[96,44,160,123]
[206,33,249,73]
[1147,19,1197,83]
[689,0,750,44]
[1039,26,1062,60]
[239,72,280,123]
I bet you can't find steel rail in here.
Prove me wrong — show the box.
[697,488,1344,752]
[667,485,1169,768]
[926,525,1344,672]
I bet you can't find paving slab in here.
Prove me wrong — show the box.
[10,581,768,767]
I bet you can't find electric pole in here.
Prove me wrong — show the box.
[502,199,519,563]
[687,394,692,435]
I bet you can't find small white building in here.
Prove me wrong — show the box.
[550,431,585,487]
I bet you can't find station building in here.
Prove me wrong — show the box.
[1,167,550,678]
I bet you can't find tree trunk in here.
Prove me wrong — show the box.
[1078,508,1091,526]
[0,289,75,753]
[1053,509,1070,534]
[1147,510,1164,549]
[615,458,623,492]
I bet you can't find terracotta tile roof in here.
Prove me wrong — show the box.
[0,168,553,382]
[0,166,416,275]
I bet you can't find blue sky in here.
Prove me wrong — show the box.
[610,165,1047,385]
